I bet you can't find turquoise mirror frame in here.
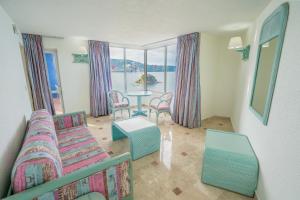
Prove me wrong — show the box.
[249,3,289,125]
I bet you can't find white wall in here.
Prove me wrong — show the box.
[0,6,32,198]
[43,34,241,119]
[214,34,242,118]
[43,38,90,114]
[231,1,300,199]
[200,33,219,119]
[200,33,242,119]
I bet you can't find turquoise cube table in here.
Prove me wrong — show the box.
[112,117,161,160]
[201,129,259,197]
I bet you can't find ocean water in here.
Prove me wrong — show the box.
[112,72,176,105]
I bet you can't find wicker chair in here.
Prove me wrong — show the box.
[108,90,131,120]
[149,92,173,124]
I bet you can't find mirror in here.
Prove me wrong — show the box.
[250,3,289,125]
[251,37,278,116]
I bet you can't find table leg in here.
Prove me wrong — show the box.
[137,96,142,112]
[132,95,147,116]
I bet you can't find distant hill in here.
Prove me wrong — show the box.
[111,58,176,72]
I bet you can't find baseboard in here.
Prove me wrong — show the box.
[254,191,261,200]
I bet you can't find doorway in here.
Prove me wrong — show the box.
[45,50,65,114]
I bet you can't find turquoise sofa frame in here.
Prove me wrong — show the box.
[4,153,134,200]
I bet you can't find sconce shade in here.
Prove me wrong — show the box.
[79,46,88,54]
[228,36,243,50]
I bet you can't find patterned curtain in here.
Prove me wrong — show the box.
[88,40,112,117]
[172,32,201,128]
[22,33,55,115]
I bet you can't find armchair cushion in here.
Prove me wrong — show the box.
[150,101,170,111]
[113,102,129,108]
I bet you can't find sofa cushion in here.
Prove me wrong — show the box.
[11,110,63,193]
[53,112,86,130]
[26,109,58,146]
[57,126,110,175]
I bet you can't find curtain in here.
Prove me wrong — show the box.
[22,33,55,115]
[88,40,112,117]
[172,32,201,128]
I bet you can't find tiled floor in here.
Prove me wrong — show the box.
[87,112,255,200]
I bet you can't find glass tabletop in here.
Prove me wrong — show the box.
[126,91,152,96]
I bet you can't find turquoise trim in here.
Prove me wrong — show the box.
[132,96,147,117]
[72,54,89,64]
[4,153,134,200]
[249,3,289,125]
[236,45,250,61]
[76,192,105,200]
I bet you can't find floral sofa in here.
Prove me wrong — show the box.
[5,109,133,200]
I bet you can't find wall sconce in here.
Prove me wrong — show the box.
[228,36,250,61]
[72,46,89,63]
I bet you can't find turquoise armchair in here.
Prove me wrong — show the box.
[108,90,131,120]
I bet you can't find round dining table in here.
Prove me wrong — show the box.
[127,91,152,116]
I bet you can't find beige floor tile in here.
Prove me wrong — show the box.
[87,111,254,200]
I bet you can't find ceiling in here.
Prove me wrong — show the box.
[0,0,270,46]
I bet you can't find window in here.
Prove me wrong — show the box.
[166,45,177,93]
[45,50,64,114]
[109,42,176,105]
[125,49,145,91]
[147,47,165,95]
[110,47,125,92]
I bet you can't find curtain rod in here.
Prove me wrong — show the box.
[41,34,177,48]
[142,36,177,47]
[42,35,64,39]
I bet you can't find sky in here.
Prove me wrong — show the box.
[110,45,177,66]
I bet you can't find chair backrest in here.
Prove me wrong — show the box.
[160,92,173,104]
[108,90,124,104]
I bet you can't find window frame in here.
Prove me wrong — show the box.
[110,42,176,94]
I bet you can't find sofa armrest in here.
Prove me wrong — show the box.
[4,153,133,200]
[53,111,87,130]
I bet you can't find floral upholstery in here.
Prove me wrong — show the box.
[11,109,131,200]
[56,126,109,174]
[114,102,129,108]
[150,101,170,111]
[53,112,86,130]
[37,161,130,200]
[11,110,63,193]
